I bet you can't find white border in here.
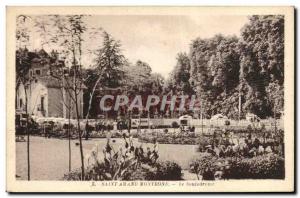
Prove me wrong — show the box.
[0,0,299,197]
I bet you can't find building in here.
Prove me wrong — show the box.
[16,49,85,119]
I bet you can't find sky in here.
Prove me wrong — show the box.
[22,15,249,78]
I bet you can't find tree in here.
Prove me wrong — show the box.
[83,31,126,121]
[169,52,193,94]
[239,15,284,118]
[51,15,87,179]
[149,72,165,94]
[94,31,125,88]
[125,60,152,92]
[16,15,31,49]
[16,15,32,180]
[209,36,240,94]
[34,16,53,49]
[188,35,240,118]
[266,80,284,117]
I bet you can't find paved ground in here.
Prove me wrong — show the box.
[16,136,199,180]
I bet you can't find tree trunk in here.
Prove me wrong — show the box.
[68,101,72,172]
[274,100,277,134]
[75,93,85,179]
[24,87,30,180]
[84,76,102,138]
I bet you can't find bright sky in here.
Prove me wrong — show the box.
[25,15,249,78]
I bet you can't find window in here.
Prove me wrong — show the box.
[19,99,23,108]
[35,69,41,75]
[180,120,188,125]
[41,97,44,112]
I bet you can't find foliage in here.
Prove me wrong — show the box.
[93,31,125,88]
[171,121,179,128]
[229,153,285,179]
[224,120,230,126]
[146,161,182,180]
[64,161,182,181]
[138,132,198,145]
[190,153,284,180]
[166,15,284,119]
[167,52,194,94]
[63,136,182,181]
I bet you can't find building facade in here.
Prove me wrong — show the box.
[16,49,84,119]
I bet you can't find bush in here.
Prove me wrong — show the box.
[190,153,284,180]
[146,161,182,180]
[197,134,213,152]
[171,121,179,128]
[224,120,230,126]
[190,153,227,177]
[63,169,83,180]
[229,154,285,179]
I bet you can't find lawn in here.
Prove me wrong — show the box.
[16,136,199,180]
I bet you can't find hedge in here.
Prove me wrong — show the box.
[190,153,285,180]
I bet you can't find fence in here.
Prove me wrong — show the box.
[150,118,283,130]
[33,116,283,131]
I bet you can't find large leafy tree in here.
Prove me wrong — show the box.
[240,15,284,85]
[188,35,241,118]
[169,52,193,94]
[239,15,284,118]
[83,31,126,119]
[94,31,125,88]
[125,60,152,92]
[209,36,240,94]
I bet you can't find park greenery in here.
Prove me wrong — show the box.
[16,15,284,180]
[17,15,284,120]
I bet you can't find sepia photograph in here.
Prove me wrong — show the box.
[6,6,294,192]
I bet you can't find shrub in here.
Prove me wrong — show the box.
[197,135,213,152]
[229,154,285,179]
[190,153,285,180]
[190,153,227,177]
[224,120,230,126]
[63,160,183,181]
[63,135,182,181]
[123,166,152,181]
[171,121,179,128]
[63,169,83,180]
[146,161,182,180]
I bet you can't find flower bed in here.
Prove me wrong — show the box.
[138,132,198,145]
[63,135,182,181]
[138,128,283,146]
[63,161,182,181]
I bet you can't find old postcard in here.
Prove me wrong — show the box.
[6,6,294,192]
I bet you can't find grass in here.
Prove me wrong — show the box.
[16,136,200,180]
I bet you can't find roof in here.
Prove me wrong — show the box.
[179,115,192,120]
[37,76,87,89]
[37,49,49,58]
[96,85,128,92]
